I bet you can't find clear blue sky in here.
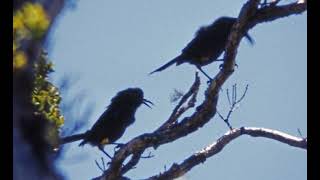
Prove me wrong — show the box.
[48,0,307,179]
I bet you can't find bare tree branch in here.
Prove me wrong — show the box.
[145,127,307,180]
[246,1,307,30]
[120,151,143,174]
[102,93,219,179]
[93,0,307,179]
[158,72,201,131]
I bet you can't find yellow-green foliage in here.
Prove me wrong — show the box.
[13,3,63,148]
[13,2,50,71]
[32,51,64,148]
[32,51,64,128]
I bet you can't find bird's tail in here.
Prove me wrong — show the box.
[60,132,88,145]
[77,131,91,146]
[149,55,183,75]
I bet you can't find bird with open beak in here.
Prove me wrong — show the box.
[61,88,153,159]
[78,88,153,158]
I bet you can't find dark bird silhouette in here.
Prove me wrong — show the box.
[149,16,254,80]
[60,88,153,158]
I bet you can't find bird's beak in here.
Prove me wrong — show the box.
[143,98,154,108]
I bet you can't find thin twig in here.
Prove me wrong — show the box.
[218,84,249,129]
[297,128,304,138]
[234,84,237,103]
[158,72,200,131]
[226,88,231,106]
[102,157,106,171]
[95,158,106,172]
[236,84,249,104]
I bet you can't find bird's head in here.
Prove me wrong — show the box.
[111,88,154,109]
[211,16,237,30]
[213,16,255,45]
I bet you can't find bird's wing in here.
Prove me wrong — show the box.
[182,26,209,55]
[90,108,116,131]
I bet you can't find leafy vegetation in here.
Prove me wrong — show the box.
[13,2,64,148]
[13,2,50,71]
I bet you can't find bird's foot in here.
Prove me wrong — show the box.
[259,0,280,8]
[260,0,268,7]
[219,63,238,71]
[115,143,125,148]
[111,143,125,151]
[141,151,155,159]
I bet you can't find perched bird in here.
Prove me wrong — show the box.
[60,88,153,158]
[149,16,254,80]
